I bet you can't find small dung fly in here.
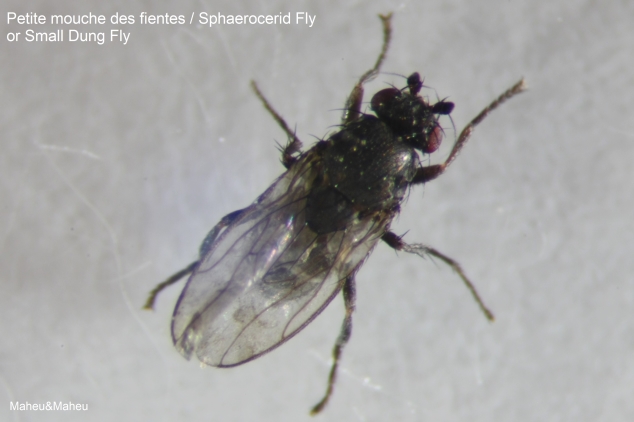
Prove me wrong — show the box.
[145,13,526,415]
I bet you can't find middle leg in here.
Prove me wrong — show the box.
[382,231,494,321]
[251,80,303,168]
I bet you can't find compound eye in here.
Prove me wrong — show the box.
[432,101,454,115]
[423,125,444,153]
[371,88,401,115]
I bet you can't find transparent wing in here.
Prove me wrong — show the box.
[171,153,387,367]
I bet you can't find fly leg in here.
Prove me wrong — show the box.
[143,262,197,310]
[382,231,494,321]
[310,272,357,415]
[342,13,393,124]
[412,78,527,185]
[143,208,246,310]
[251,81,303,169]
[252,13,392,164]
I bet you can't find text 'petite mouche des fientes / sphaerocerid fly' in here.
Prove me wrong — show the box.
[6,12,316,45]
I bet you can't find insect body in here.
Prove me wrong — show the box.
[145,13,526,415]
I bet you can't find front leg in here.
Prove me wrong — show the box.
[342,13,393,124]
[411,78,527,185]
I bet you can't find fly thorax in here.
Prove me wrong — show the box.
[321,117,417,211]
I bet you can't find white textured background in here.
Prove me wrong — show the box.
[2,0,633,421]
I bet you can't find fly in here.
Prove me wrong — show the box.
[144,13,527,415]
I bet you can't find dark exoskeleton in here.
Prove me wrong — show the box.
[145,13,526,415]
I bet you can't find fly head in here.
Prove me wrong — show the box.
[370,72,454,154]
